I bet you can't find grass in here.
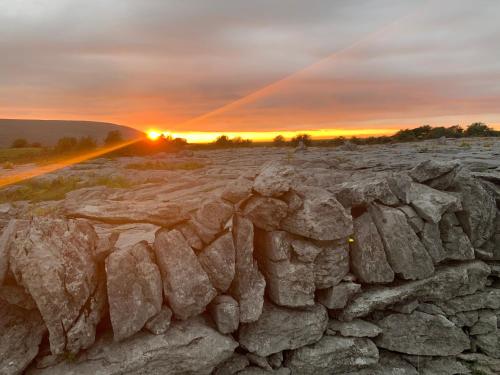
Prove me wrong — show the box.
[125,160,204,171]
[0,147,45,164]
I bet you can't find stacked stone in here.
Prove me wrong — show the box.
[0,158,499,374]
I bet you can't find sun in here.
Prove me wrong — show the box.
[147,130,162,141]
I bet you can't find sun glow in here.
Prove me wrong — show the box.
[147,130,162,141]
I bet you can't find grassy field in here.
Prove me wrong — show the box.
[0,147,45,166]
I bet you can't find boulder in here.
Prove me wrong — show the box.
[242,196,288,231]
[404,356,470,375]
[145,305,172,335]
[154,229,217,320]
[253,163,296,197]
[0,220,27,285]
[327,319,382,338]
[29,316,238,375]
[375,311,470,355]
[409,160,460,183]
[470,309,497,335]
[191,198,234,244]
[281,186,353,241]
[106,241,163,341]
[351,212,394,283]
[408,182,461,223]
[0,301,46,375]
[369,203,434,280]
[343,350,418,375]
[238,302,328,356]
[335,178,399,207]
[209,295,240,334]
[314,239,350,289]
[198,232,235,293]
[420,222,446,263]
[285,336,378,375]
[398,205,424,233]
[214,353,250,375]
[473,332,500,358]
[9,218,105,355]
[439,212,475,260]
[317,282,361,309]
[436,288,500,315]
[230,215,266,323]
[221,177,253,203]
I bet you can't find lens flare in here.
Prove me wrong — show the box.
[147,130,162,141]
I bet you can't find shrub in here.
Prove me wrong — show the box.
[273,135,287,146]
[11,138,29,148]
[464,122,497,137]
[290,133,312,147]
[54,137,78,154]
[104,130,124,146]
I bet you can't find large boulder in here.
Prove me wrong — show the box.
[230,216,266,323]
[369,204,434,280]
[253,163,296,197]
[375,311,470,356]
[106,241,163,341]
[409,160,460,183]
[350,212,394,283]
[209,295,240,334]
[242,196,288,231]
[314,240,350,289]
[0,220,27,285]
[407,182,460,223]
[335,178,399,207]
[439,213,475,260]
[281,186,353,241]
[436,288,500,315]
[190,198,234,244]
[9,218,105,355]
[28,316,238,375]
[285,336,378,375]
[154,229,217,320]
[317,282,361,309]
[238,302,328,356]
[420,222,446,263]
[342,351,418,375]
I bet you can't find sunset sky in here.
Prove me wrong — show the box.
[1,0,499,140]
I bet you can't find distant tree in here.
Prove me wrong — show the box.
[464,122,496,137]
[290,133,312,147]
[104,130,124,146]
[214,135,232,148]
[30,142,42,148]
[273,135,286,146]
[232,137,253,147]
[11,138,29,148]
[54,137,78,153]
[77,136,97,151]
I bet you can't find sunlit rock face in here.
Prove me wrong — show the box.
[1,144,499,375]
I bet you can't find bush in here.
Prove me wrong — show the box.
[76,136,97,151]
[11,138,29,148]
[464,122,497,137]
[290,133,312,147]
[54,137,78,154]
[273,135,287,146]
[104,130,124,146]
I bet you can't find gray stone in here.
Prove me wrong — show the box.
[473,332,500,358]
[198,232,235,292]
[243,196,288,231]
[409,159,460,183]
[154,229,217,320]
[317,282,361,309]
[314,239,350,289]
[408,182,461,223]
[343,350,418,375]
[436,288,500,315]
[404,356,470,375]
[253,163,296,197]
[375,311,470,356]
[420,222,447,263]
[238,367,290,375]
[214,353,250,375]
[209,295,240,334]
[327,319,382,338]
[440,212,475,261]
[387,172,413,204]
[145,305,172,335]
[470,310,497,335]
[351,212,394,284]
[369,203,434,280]
[449,310,479,328]
[458,353,500,375]
[106,241,163,341]
[416,303,446,316]
[398,205,424,232]
[335,178,399,207]
[268,352,283,369]
[221,177,253,203]
[0,220,27,285]
[29,316,238,375]
[175,221,204,250]
[0,284,36,310]
[231,215,266,323]
[238,302,328,356]
[281,186,353,241]
[285,336,378,375]
[191,198,234,244]
[246,353,272,371]
[391,299,419,314]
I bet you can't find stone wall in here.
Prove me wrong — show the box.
[1,159,500,374]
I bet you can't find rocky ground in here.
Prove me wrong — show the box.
[0,137,499,374]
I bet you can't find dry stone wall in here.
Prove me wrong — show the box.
[0,158,500,374]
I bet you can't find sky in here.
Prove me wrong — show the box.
[1,0,499,140]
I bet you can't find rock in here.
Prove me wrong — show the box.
[449,310,479,328]
[317,282,361,309]
[350,212,394,283]
[327,319,382,338]
[420,222,447,263]
[0,220,27,285]
[387,172,413,204]
[198,232,235,292]
[0,301,46,375]
[175,221,204,250]
[238,302,328,356]
[246,353,272,371]
[0,284,36,310]
[409,160,460,183]
[106,241,162,341]
[214,353,250,375]
[470,309,497,335]
[238,367,290,375]
[335,178,399,208]
[436,288,500,315]
[375,311,470,355]
[407,356,470,375]
[253,163,296,197]
[29,316,238,375]
[473,332,500,358]
[221,177,253,203]
[398,205,424,232]
[285,336,378,375]
[209,295,240,334]
[93,232,119,262]
[343,350,418,375]
[439,212,475,260]
[369,203,434,280]
[191,198,234,244]
[416,303,446,316]
[268,352,283,369]
[9,218,105,355]
[391,299,418,314]
[243,196,288,231]
[154,229,217,320]
[408,182,461,223]
[459,353,500,375]
[281,186,353,241]
[341,260,490,320]
[230,215,266,323]
[314,239,350,289]
[145,305,172,335]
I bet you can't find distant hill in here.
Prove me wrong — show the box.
[0,119,144,147]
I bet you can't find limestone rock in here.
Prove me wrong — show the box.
[0,220,27,285]
[221,177,253,203]
[198,232,235,292]
[253,163,296,197]
[191,198,234,244]
[375,311,470,355]
[281,186,353,241]
[436,288,500,315]
[209,295,240,334]
[0,284,36,310]
[238,302,328,356]
[474,332,500,358]
[9,218,105,355]
[335,178,399,207]
[351,212,394,283]
[459,353,500,375]
[231,215,266,323]
[243,196,288,231]
[154,229,217,320]
[470,309,497,335]
[406,356,470,375]
[29,316,238,375]
[343,350,418,375]
[285,336,378,375]
[145,305,172,335]
[314,239,350,289]
[175,221,204,250]
[398,205,424,233]
[409,159,460,183]
[420,222,447,263]
[214,353,250,375]
[369,203,434,280]
[317,282,361,309]
[408,182,461,223]
[246,353,272,371]
[439,212,475,260]
[327,319,382,338]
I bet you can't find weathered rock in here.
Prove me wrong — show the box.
[408,182,461,223]
[106,241,162,341]
[198,232,235,292]
[436,288,500,315]
[0,220,27,285]
[327,319,382,338]
[285,335,378,375]
[93,232,118,262]
[29,316,238,375]
[335,178,399,207]
[375,311,470,355]
[268,352,283,369]
[209,295,240,334]
[175,221,204,250]
[420,222,447,263]
[409,159,460,183]
[281,186,353,241]
[0,301,46,375]
[351,212,394,283]
[449,310,479,328]
[470,309,497,335]
[231,215,266,323]
[0,284,36,310]
[214,353,250,375]
[387,172,413,204]
[154,229,217,320]
[391,299,419,314]
[9,218,105,355]
[473,332,500,358]
[314,239,350,289]
[191,198,234,244]
[459,353,500,375]
[343,350,418,375]
[221,177,253,203]
[398,205,424,232]
[403,356,469,375]
[246,353,272,371]
[317,281,361,309]
[341,260,490,320]
[238,367,290,375]
[243,196,288,231]
[253,163,296,197]
[439,212,475,260]
[238,302,328,356]
[369,203,434,280]
[145,305,172,335]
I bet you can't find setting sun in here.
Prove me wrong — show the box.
[147,130,162,141]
